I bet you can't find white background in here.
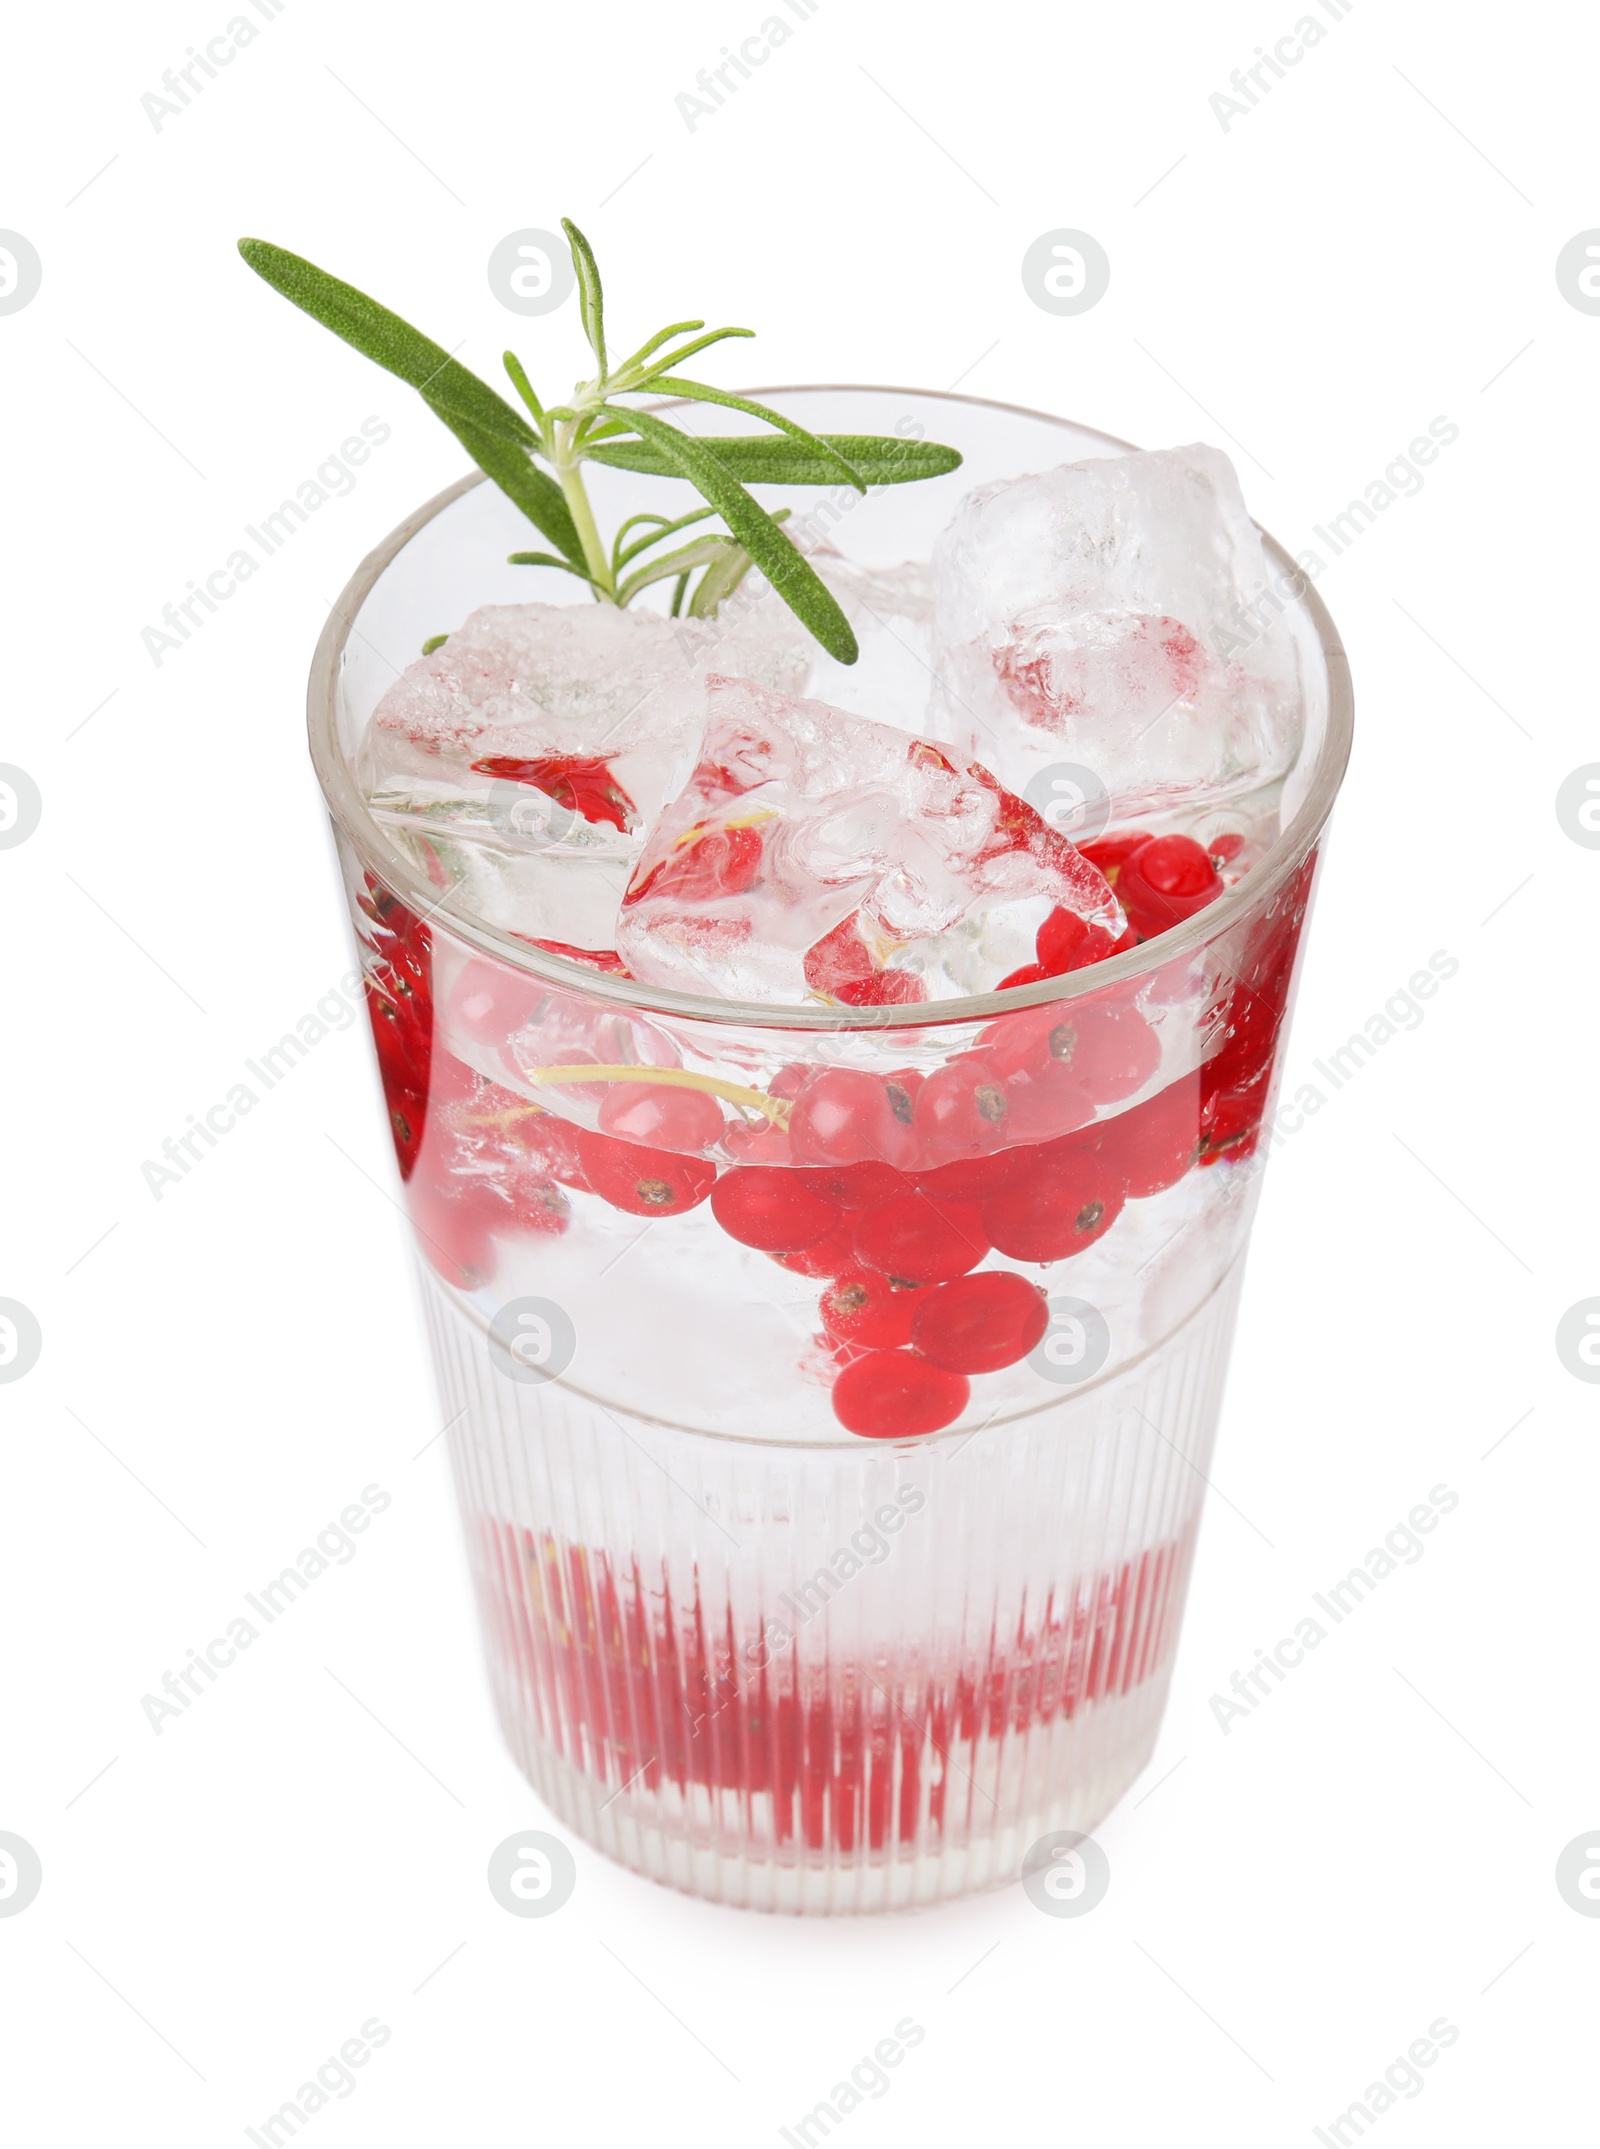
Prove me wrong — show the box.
[2,0,1595,2140]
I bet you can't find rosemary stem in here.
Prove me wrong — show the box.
[553,430,615,598]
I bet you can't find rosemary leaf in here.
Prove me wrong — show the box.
[616,534,738,606]
[561,218,607,373]
[621,409,857,662]
[238,240,535,446]
[634,379,865,490]
[587,432,962,487]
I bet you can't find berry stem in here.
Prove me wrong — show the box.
[519,1063,792,1126]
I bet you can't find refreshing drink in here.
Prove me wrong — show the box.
[249,135,1346,1914]
[300,376,1349,1910]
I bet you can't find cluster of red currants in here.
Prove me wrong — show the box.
[709,1067,1202,1437]
[355,833,1314,1440]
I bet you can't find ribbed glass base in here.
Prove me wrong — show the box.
[425,1258,1243,1913]
[505,1674,1173,1913]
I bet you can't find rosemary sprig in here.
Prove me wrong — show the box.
[237,220,961,663]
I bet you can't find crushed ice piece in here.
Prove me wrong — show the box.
[614,675,1124,1004]
[363,594,813,831]
[355,594,815,949]
[929,444,1301,820]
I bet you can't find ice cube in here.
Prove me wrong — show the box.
[614,676,1124,1004]
[929,444,1301,823]
[357,595,814,948]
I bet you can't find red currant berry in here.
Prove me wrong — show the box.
[910,1271,1049,1373]
[1079,829,1154,878]
[1002,1060,1098,1145]
[911,1150,1027,1202]
[406,1180,502,1290]
[803,913,928,1006]
[502,1107,591,1190]
[574,1130,717,1216]
[774,1226,858,1277]
[1116,835,1223,940]
[913,1057,1011,1162]
[506,1177,572,1236]
[626,819,763,904]
[1199,1071,1269,1163]
[854,1196,990,1285]
[710,1167,842,1252]
[1044,1003,1161,1102]
[1138,834,1222,900]
[974,1001,1062,1081]
[801,1160,912,1210]
[723,1119,794,1166]
[877,1071,924,1170]
[598,1080,726,1153]
[367,982,424,1076]
[789,1067,884,1165]
[375,934,432,1014]
[983,1143,1125,1263]
[832,1350,969,1438]
[383,1088,428,1179]
[364,932,434,1180]
[1101,1076,1201,1198]
[820,1266,924,1350]
[997,962,1050,990]
[1203,981,1287,1095]
[1037,907,1091,972]
[449,958,544,1047]
[1035,908,1122,977]
[789,1068,915,1169]
[471,753,637,833]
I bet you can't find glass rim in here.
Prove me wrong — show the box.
[307,384,1355,1034]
